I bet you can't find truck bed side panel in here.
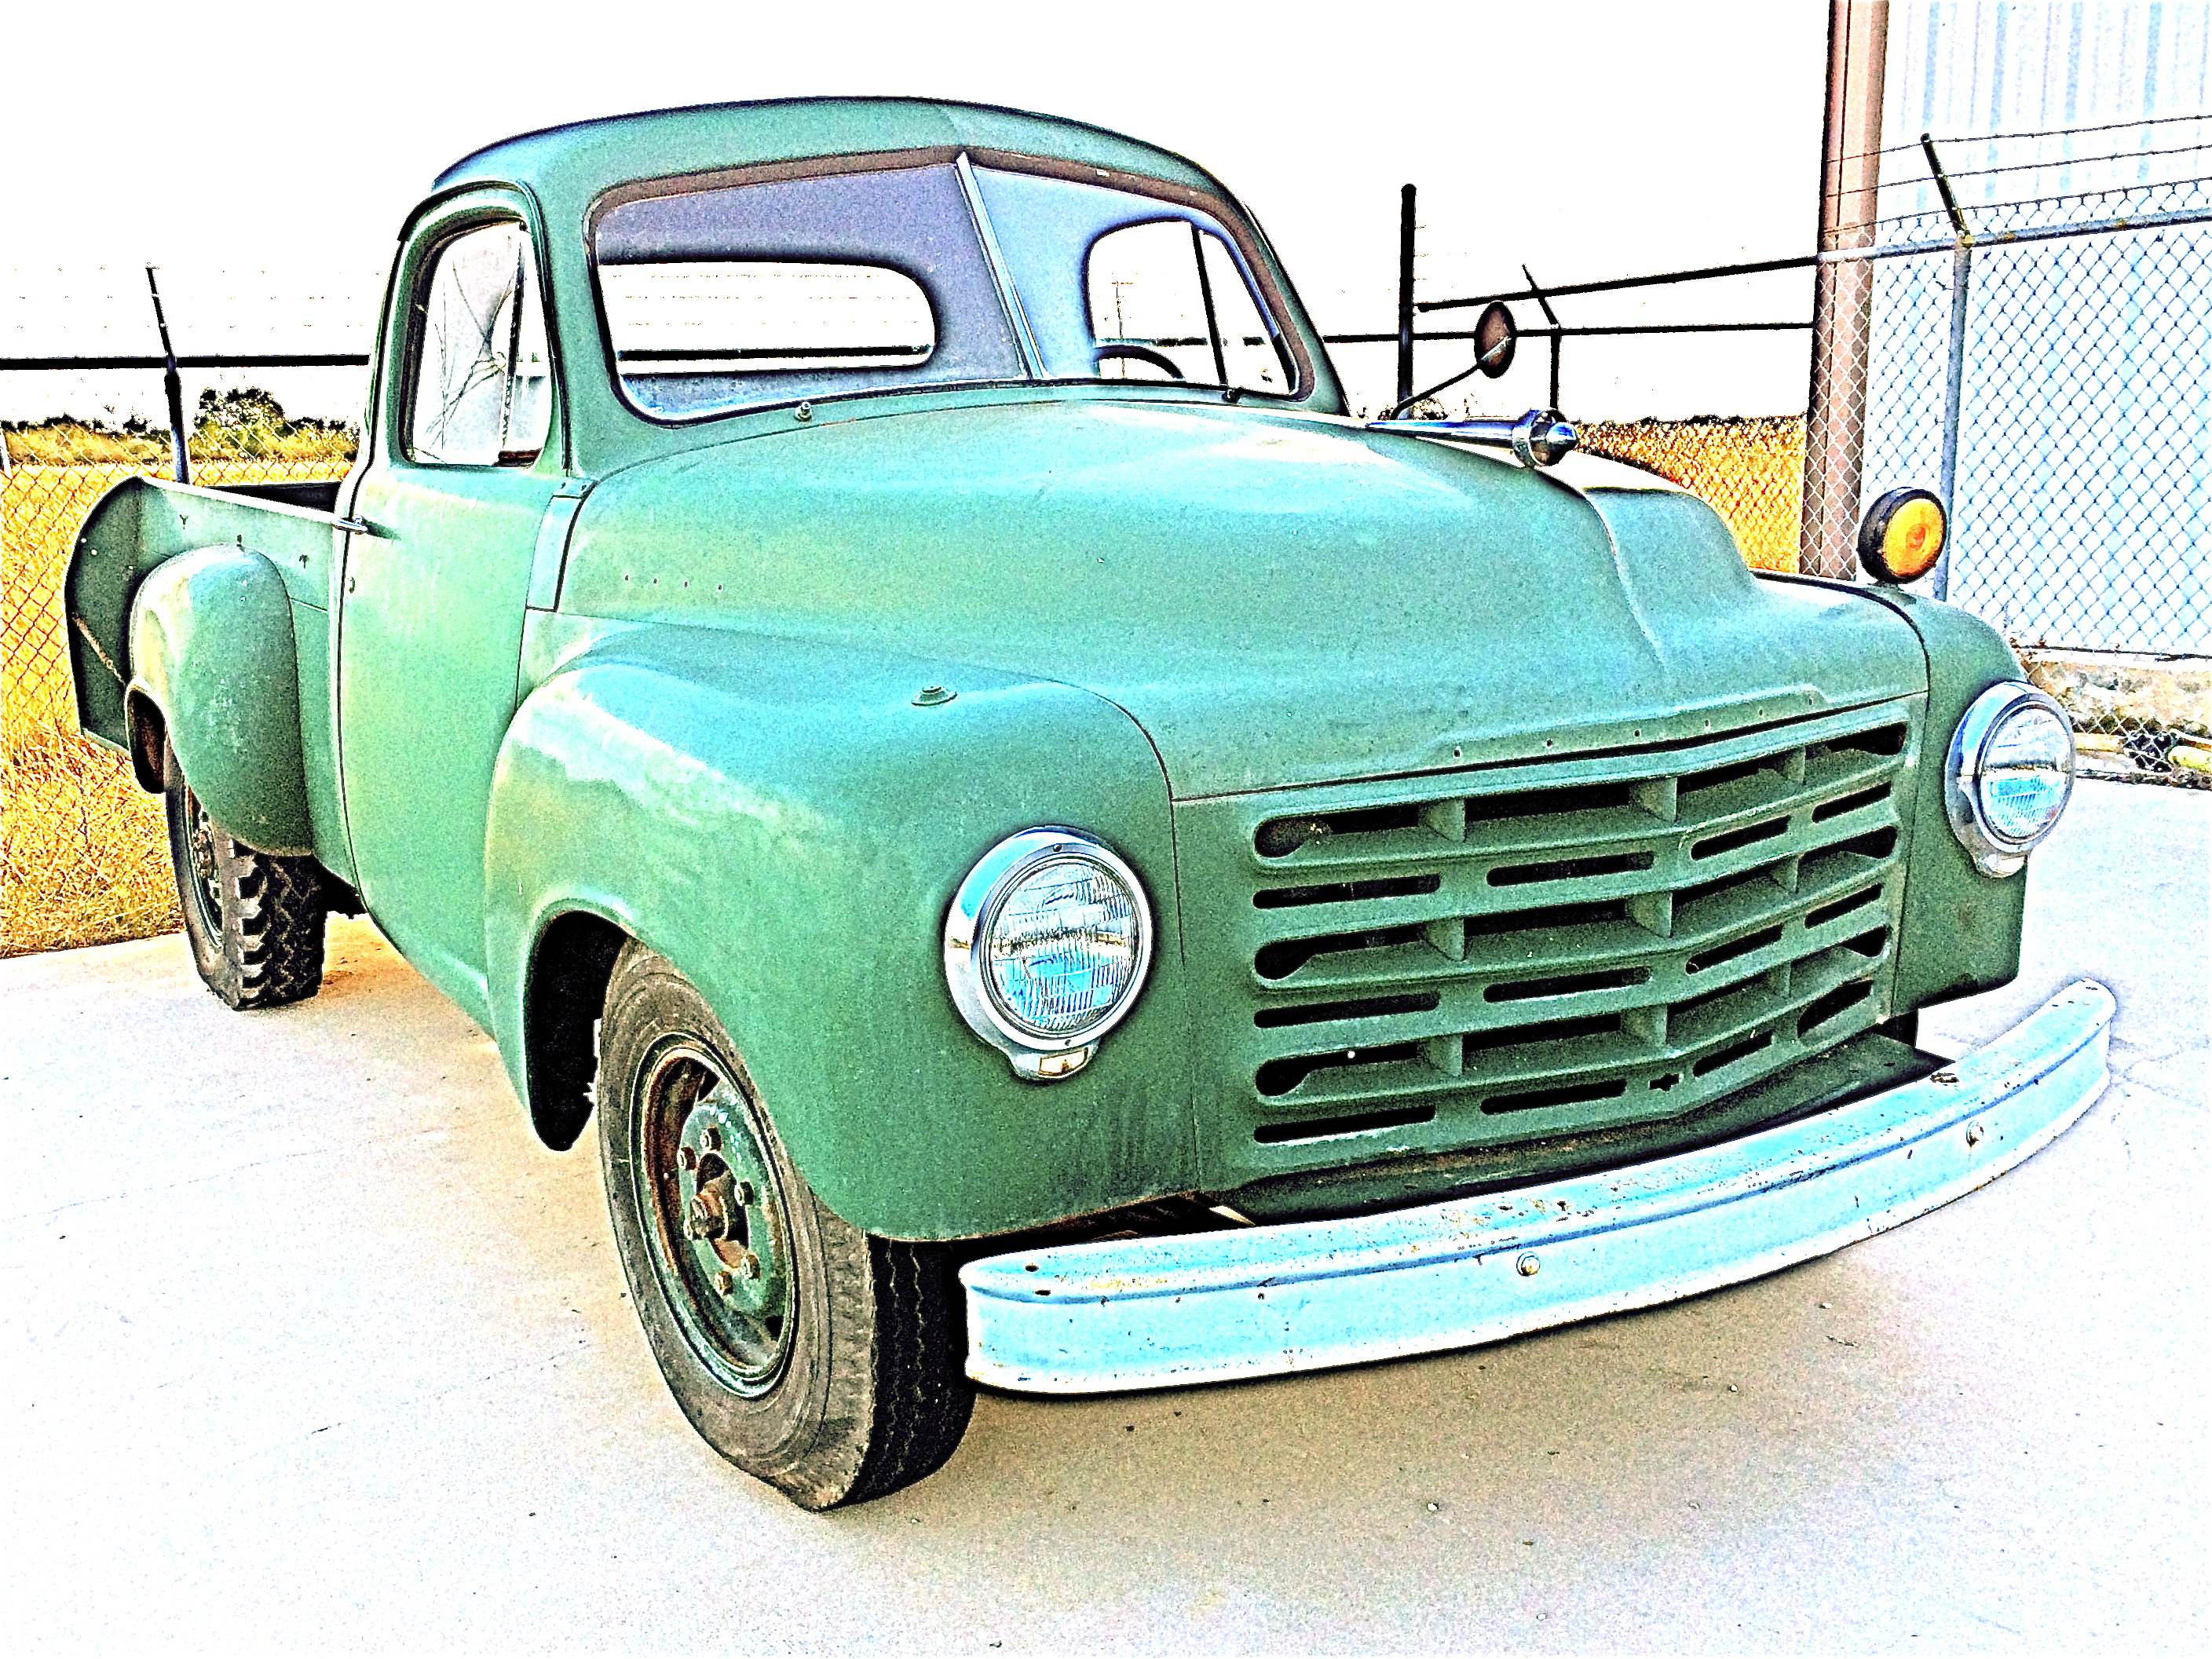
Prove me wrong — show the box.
[66,476,349,868]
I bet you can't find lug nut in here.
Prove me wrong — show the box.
[678,1146,698,1171]
[714,1270,734,1294]
[734,1180,755,1205]
[700,1127,722,1153]
[740,1252,762,1281]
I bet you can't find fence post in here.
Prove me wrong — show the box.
[1921,134,1973,601]
[144,265,189,486]
[1801,0,1890,578]
[1522,265,1564,409]
[1395,184,1417,409]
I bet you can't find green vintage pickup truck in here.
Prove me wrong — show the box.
[68,98,2106,1508]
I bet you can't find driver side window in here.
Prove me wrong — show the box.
[407,221,551,466]
[1084,219,1285,394]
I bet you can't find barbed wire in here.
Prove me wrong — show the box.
[1865,171,2212,232]
[1933,109,2212,147]
[1910,137,2212,185]
[1821,115,2212,203]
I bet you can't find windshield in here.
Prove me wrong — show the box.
[591,154,1298,421]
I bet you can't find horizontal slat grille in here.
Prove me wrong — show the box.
[1197,700,1920,1163]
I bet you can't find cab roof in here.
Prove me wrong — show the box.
[433,96,1222,210]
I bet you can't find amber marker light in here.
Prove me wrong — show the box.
[1858,488,1948,584]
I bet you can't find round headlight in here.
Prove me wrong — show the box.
[943,828,1154,1080]
[1944,683,2076,876]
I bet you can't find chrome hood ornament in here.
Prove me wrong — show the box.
[1370,407,1581,469]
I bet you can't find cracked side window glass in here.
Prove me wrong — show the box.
[408,221,550,466]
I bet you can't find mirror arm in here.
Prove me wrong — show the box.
[1380,353,1492,419]
[1380,300,1517,418]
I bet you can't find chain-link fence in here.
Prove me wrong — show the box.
[1580,416,1805,573]
[1801,170,2212,786]
[1409,158,2212,789]
[2,404,355,956]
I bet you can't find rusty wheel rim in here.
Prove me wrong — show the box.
[182,788,224,935]
[634,1039,795,1395]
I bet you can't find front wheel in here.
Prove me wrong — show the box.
[163,747,326,1009]
[596,943,974,1508]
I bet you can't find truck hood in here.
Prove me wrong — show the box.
[563,399,1927,797]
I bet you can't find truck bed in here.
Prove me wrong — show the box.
[65,474,348,754]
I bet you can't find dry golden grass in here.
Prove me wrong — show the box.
[0,733,178,955]
[2,418,1804,958]
[1581,415,1805,572]
[2,444,352,957]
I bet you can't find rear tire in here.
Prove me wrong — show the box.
[596,943,974,1508]
[163,746,327,1009]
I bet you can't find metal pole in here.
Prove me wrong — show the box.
[1802,0,1890,579]
[144,265,189,484]
[1924,133,1973,602]
[1395,184,1416,408]
[1932,243,1971,601]
[1522,265,1564,409]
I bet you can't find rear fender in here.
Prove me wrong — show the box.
[68,475,322,853]
[126,546,313,854]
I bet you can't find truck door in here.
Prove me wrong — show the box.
[337,201,561,1016]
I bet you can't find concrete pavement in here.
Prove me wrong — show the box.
[4,779,2205,1653]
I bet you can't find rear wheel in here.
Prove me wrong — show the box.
[162,747,326,1009]
[596,943,974,1508]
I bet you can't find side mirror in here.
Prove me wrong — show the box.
[1472,301,1517,378]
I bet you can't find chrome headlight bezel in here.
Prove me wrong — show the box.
[942,828,1154,1081]
[1944,682,2076,877]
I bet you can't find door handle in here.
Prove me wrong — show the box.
[335,516,384,538]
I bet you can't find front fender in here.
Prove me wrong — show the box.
[1830,583,2031,1007]
[483,621,1197,1241]
[127,546,314,854]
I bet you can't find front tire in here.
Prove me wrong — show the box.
[596,943,974,1508]
[163,747,327,1009]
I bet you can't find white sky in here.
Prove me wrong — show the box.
[1,0,1830,422]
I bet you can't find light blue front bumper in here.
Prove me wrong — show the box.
[963,981,2114,1394]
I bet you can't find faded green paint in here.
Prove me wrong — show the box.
[1834,581,2031,1005]
[556,406,1927,797]
[1222,1029,1938,1222]
[483,618,1196,1237]
[1171,692,1925,1200]
[61,98,2050,1244]
[124,548,314,854]
[69,477,336,857]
